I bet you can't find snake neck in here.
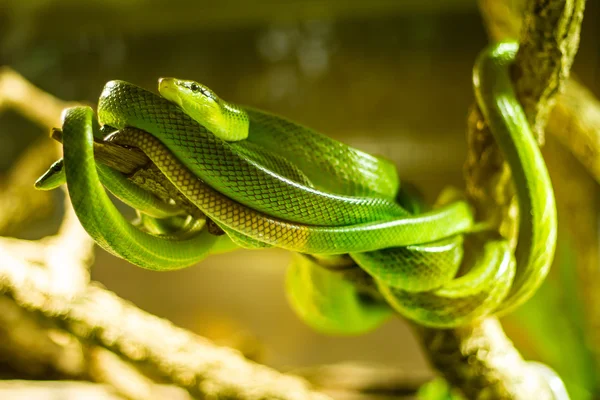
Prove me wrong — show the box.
[222,101,249,140]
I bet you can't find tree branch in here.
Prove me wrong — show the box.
[514,0,585,143]
[479,0,600,184]
[48,127,203,218]
[0,190,330,400]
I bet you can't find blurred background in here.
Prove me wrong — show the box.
[1,0,599,394]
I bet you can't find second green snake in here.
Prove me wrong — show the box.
[37,41,556,329]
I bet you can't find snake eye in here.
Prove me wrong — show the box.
[190,83,200,92]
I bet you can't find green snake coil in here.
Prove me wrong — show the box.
[36,41,556,330]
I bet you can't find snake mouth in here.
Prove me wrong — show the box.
[158,77,176,89]
[158,77,183,107]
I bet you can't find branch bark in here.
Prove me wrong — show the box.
[0,202,329,399]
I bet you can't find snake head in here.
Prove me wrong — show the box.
[158,77,249,141]
[159,77,218,101]
[158,77,220,114]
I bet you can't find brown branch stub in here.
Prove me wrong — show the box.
[87,133,151,175]
[50,127,205,219]
[51,128,150,175]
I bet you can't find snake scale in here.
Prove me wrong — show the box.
[36,41,556,330]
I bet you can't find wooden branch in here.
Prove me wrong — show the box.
[514,0,585,143]
[0,249,330,399]
[50,127,206,219]
[51,128,149,175]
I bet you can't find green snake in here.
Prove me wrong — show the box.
[36,41,556,330]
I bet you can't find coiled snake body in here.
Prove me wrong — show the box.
[37,41,556,330]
